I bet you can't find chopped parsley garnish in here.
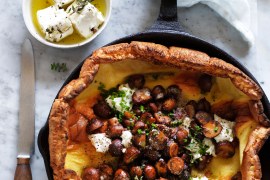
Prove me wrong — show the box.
[199,144,208,155]
[140,105,145,112]
[186,137,209,164]
[137,129,143,134]
[50,62,68,72]
[195,125,202,131]
[151,123,157,129]
[214,126,219,132]
[171,120,182,127]
[115,112,124,123]
[168,112,175,118]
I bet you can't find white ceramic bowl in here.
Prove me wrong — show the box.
[22,0,111,48]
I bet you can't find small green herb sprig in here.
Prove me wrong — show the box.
[50,62,68,72]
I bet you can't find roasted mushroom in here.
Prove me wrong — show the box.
[99,164,114,180]
[83,167,100,180]
[166,85,181,99]
[108,124,124,138]
[108,139,124,157]
[93,100,112,119]
[113,169,130,180]
[148,102,158,113]
[132,105,143,116]
[197,98,211,112]
[108,118,120,126]
[165,140,179,157]
[132,88,152,104]
[132,121,146,134]
[144,148,161,161]
[186,100,197,110]
[162,98,177,112]
[123,119,135,129]
[155,159,168,177]
[154,112,171,125]
[124,111,135,119]
[156,124,178,138]
[140,112,156,124]
[176,128,189,145]
[185,101,197,118]
[130,166,143,179]
[195,111,213,125]
[144,165,157,180]
[152,85,166,101]
[167,157,185,175]
[148,130,168,150]
[198,74,213,93]
[133,133,146,148]
[202,120,223,138]
[86,118,104,134]
[123,146,141,164]
[216,141,235,158]
[127,74,145,89]
[98,120,108,133]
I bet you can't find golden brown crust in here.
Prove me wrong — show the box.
[249,100,270,127]
[49,41,269,179]
[241,126,270,180]
[49,99,70,180]
[58,60,99,101]
[90,41,262,100]
[92,43,135,62]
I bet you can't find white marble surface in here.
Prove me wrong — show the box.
[0,0,269,179]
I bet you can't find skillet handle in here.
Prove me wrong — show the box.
[148,0,186,33]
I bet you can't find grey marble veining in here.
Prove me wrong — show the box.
[0,0,269,179]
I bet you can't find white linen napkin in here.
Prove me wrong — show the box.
[178,0,255,47]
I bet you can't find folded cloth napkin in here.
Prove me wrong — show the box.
[178,0,255,47]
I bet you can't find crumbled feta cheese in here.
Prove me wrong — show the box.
[214,115,235,143]
[181,116,192,130]
[186,138,202,161]
[203,138,216,156]
[37,5,73,42]
[186,138,215,162]
[50,0,74,7]
[121,130,133,148]
[191,176,209,180]
[106,84,135,113]
[67,1,104,38]
[88,133,111,153]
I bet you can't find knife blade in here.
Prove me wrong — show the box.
[14,39,35,180]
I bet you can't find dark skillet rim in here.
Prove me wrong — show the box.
[38,30,270,180]
[38,0,270,179]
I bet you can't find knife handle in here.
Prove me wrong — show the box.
[14,158,32,180]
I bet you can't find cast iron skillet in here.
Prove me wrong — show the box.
[38,0,270,179]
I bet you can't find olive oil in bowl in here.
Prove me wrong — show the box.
[31,0,107,45]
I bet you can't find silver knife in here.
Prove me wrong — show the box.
[14,39,35,180]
